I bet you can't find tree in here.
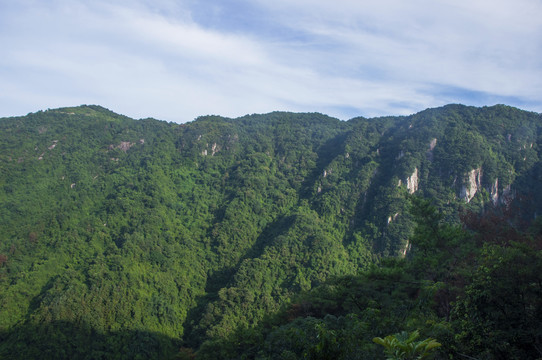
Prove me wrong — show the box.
[373,330,441,360]
[452,242,542,359]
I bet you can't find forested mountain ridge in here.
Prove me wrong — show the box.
[0,104,541,359]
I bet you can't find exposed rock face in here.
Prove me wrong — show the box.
[429,138,437,151]
[401,240,411,257]
[109,141,135,152]
[490,178,499,205]
[427,138,437,161]
[48,140,58,150]
[118,141,134,152]
[460,168,482,203]
[406,168,419,194]
[201,142,221,156]
[211,142,219,156]
[387,212,399,225]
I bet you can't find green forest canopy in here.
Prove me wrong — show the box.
[0,104,541,359]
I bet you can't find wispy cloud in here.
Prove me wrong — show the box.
[250,0,542,106]
[0,0,540,122]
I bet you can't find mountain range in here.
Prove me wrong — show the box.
[1,104,541,359]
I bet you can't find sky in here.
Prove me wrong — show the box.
[1,0,541,123]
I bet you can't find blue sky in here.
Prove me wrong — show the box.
[1,0,541,122]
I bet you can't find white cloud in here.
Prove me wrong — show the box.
[250,0,542,104]
[1,0,276,120]
[0,0,541,121]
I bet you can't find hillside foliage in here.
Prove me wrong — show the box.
[0,104,541,359]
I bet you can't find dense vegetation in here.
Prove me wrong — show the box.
[201,199,542,359]
[0,104,541,359]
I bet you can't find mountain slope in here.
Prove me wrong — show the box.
[0,104,541,358]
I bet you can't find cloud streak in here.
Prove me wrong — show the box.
[0,0,540,122]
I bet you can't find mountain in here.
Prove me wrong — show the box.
[0,104,541,359]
